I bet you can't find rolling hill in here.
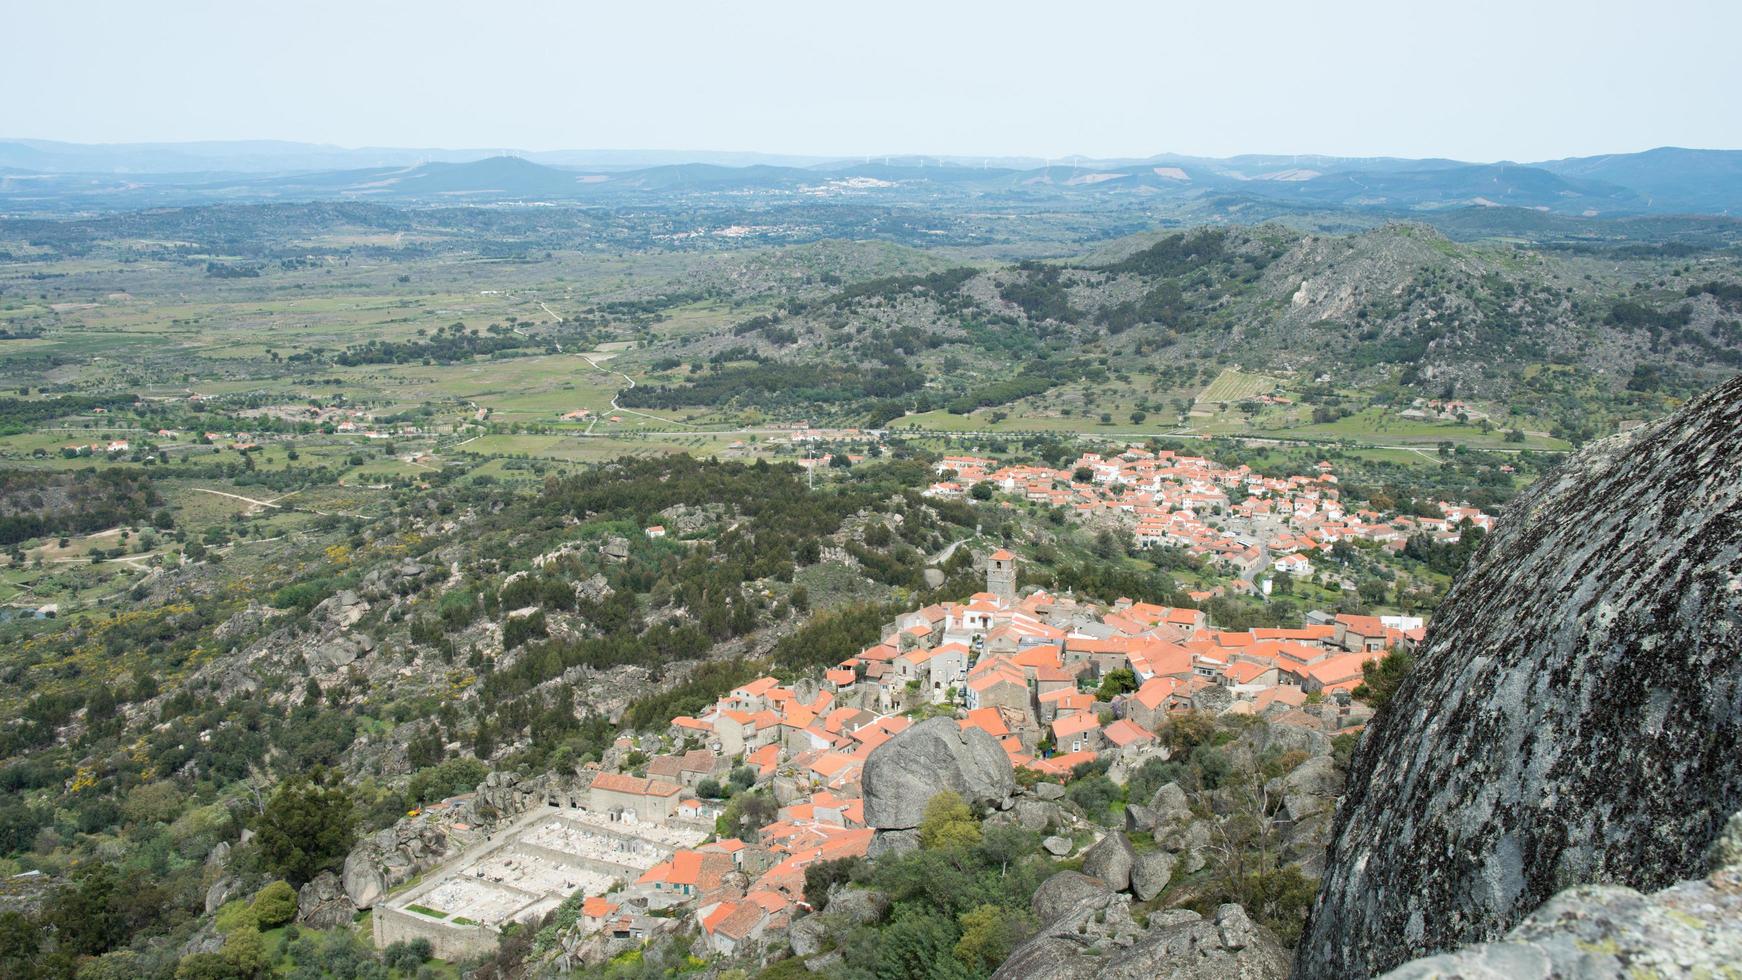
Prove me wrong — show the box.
[2,143,1739,217]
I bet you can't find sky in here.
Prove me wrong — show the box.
[5,0,1740,162]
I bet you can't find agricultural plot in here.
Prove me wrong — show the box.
[1191,368,1287,413]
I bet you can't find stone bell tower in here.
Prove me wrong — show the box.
[986,548,1017,606]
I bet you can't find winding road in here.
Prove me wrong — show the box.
[574,352,699,429]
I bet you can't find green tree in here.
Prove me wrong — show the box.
[122,780,184,825]
[74,950,142,980]
[174,953,234,980]
[1353,648,1415,712]
[919,790,981,850]
[1095,668,1137,701]
[407,757,486,804]
[0,911,42,980]
[802,857,864,911]
[43,865,129,956]
[876,906,967,980]
[1159,710,1215,752]
[719,790,778,842]
[254,770,355,886]
[222,927,266,978]
[955,903,1035,971]
[383,938,433,972]
[1066,774,1120,822]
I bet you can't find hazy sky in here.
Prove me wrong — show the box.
[6,0,1739,161]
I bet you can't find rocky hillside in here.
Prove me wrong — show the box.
[1294,374,1742,978]
[641,224,1742,425]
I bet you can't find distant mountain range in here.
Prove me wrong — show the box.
[1,140,1739,216]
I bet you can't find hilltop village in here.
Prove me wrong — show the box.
[927,446,1494,589]
[372,536,1449,962]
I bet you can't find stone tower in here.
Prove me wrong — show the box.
[986,548,1016,606]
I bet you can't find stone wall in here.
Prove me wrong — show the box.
[373,904,499,962]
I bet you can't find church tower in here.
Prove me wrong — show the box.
[986,548,1017,606]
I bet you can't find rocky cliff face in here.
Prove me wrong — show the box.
[1379,812,1742,978]
[1295,375,1742,979]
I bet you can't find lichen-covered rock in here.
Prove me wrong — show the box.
[788,915,830,958]
[1130,850,1176,901]
[861,716,1014,830]
[1122,804,1157,833]
[1189,684,1234,715]
[204,875,243,913]
[1710,809,1742,868]
[995,899,1289,980]
[338,808,462,910]
[1012,798,1062,832]
[1267,755,1339,815]
[865,828,919,860]
[180,920,226,957]
[1234,718,1332,760]
[1268,755,1343,877]
[1081,831,1136,893]
[341,848,386,909]
[296,871,357,929]
[828,887,890,925]
[1148,782,1192,825]
[1154,816,1212,873]
[1296,376,1742,980]
[1030,870,1111,924]
[203,840,231,873]
[1380,860,1742,978]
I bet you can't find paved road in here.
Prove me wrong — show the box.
[929,537,974,566]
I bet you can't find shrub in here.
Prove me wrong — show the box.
[1065,774,1120,823]
[407,757,487,804]
[221,926,266,977]
[212,900,257,935]
[384,937,433,971]
[249,880,297,928]
[802,857,864,911]
[1126,756,1188,807]
[175,952,233,980]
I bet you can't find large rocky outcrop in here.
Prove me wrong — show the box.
[1296,376,1742,979]
[996,882,1288,980]
[296,871,357,929]
[1080,831,1136,892]
[861,717,1014,830]
[1380,812,1742,978]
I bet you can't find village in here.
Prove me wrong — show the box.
[375,524,1464,961]
[926,445,1493,591]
